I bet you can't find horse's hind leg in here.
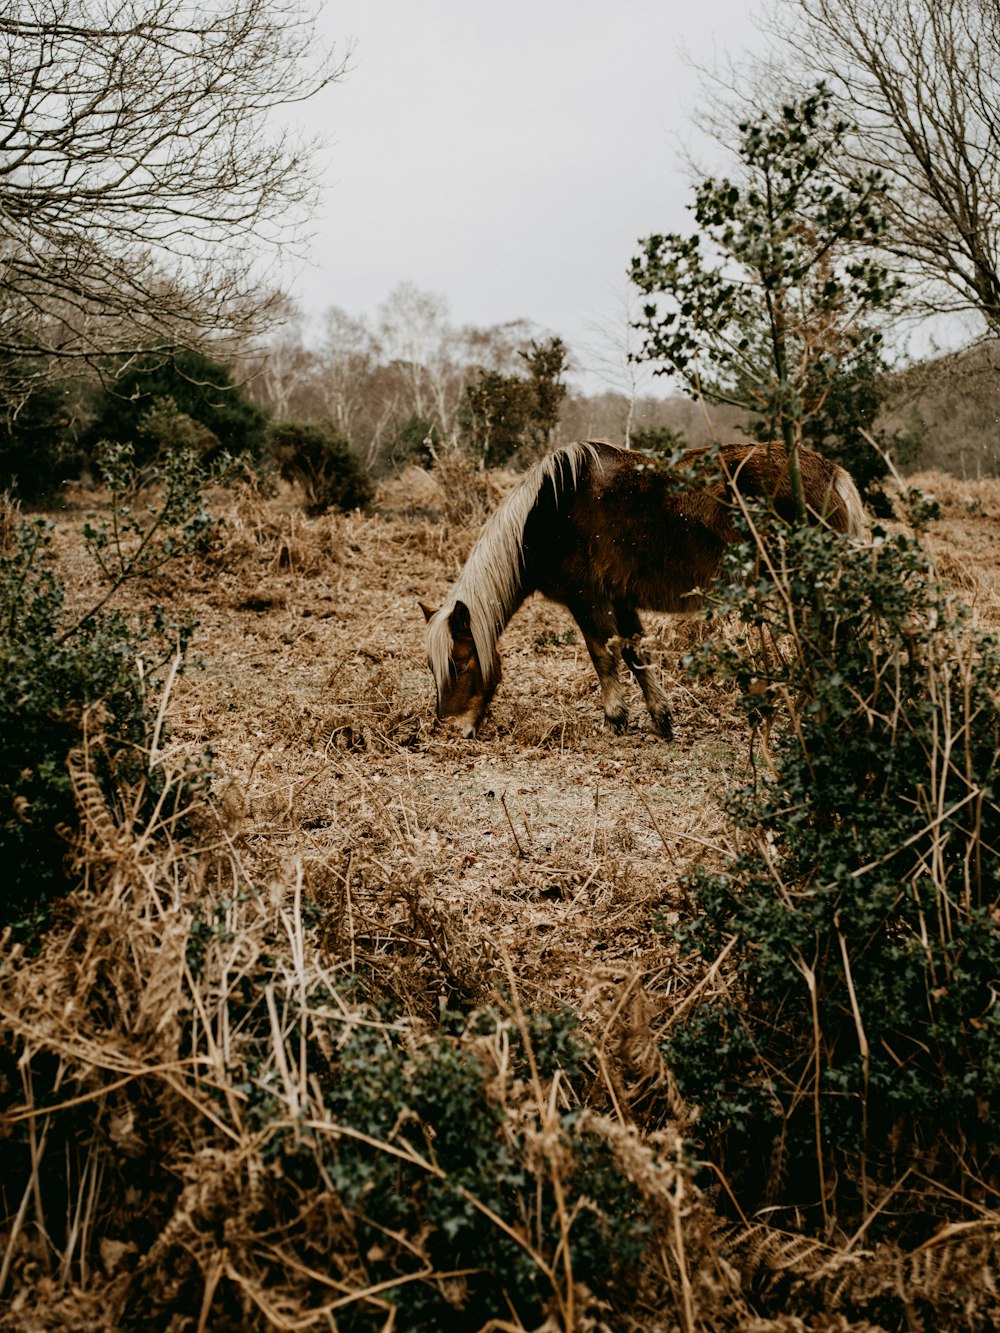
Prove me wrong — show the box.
[614,603,674,740]
[568,602,629,732]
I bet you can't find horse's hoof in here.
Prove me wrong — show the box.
[604,710,629,734]
[652,713,674,740]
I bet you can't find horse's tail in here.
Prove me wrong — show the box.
[833,466,868,538]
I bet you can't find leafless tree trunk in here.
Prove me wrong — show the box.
[254,308,319,422]
[314,307,385,443]
[0,0,345,401]
[373,285,534,442]
[784,0,1000,335]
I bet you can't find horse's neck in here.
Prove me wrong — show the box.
[453,533,527,668]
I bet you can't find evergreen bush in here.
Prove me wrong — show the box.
[82,401,233,603]
[629,424,688,455]
[392,412,440,467]
[268,419,373,515]
[84,349,270,466]
[0,511,193,936]
[141,973,653,1330]
[665,501,1000,1233]
[0,373,85,503]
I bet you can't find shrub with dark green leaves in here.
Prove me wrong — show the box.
[0,372,87,503]
[392,412,441,468]
[83,348,270,467]
[208,992,650,1331]
[82,412,233,599]
[630,424,688,455]
[0,515,191,935]
[666,506,1000,1233]
[459,336,568,468]
[268,419,373,515]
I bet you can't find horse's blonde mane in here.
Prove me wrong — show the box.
[832,465,868,538]
[426,440,619,695]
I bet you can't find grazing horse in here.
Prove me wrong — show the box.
[421,440,866,739]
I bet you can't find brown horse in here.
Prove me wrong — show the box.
[421,439,866,739]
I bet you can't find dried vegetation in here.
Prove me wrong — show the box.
[2,465,1000,1330]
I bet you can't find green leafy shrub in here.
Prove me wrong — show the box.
[392,412,441,467]
[460,336,568,467]
[185,984,650,1330]
[133,393,221,460]
[631,85,903,521]
[796,342,924,514]
[666,506,1000,1233]
[82,406,235,604]
[268,419,374,515]
[0,513,195,935]
[84,348,270,467]
[629,424,688,455]
[0,373,86,503]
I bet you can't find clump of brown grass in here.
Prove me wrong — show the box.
[374,463,447,518]
[310,659,427,754]
[215,475,333,576]
[375,454,508,530]
[429,446,506,528]
[905,468,1000,518]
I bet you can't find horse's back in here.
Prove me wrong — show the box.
[522,439,862,613]
[524,442,730,613]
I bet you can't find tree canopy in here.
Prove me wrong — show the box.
[630,86,902,507]
[0,0,342,408]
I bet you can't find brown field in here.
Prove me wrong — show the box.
[55,463,1000,1005]
[3,462,1000,1330]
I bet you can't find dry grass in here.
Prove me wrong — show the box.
[2,467,999,1329]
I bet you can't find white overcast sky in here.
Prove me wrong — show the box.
[286,2,772,393]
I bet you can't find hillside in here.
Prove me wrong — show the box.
[879,343,1000,478]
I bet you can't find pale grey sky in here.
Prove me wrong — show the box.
[288,2,771,392]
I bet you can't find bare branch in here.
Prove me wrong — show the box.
[0,0,346,402]
[780,0,1000,333]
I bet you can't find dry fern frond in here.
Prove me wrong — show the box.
[67,745,129,862]
[722,1222,836,1285]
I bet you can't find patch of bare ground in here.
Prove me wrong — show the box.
[3,465,999,1330]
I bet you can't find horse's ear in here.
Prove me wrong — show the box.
[448,600,473,640]
[418,601,436,623]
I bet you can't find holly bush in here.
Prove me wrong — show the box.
[666,504,1000,1233]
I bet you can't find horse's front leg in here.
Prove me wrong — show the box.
[568,602,629,732]
[614,603,674,740]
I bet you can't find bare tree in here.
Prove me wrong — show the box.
[314,308,384,444]
[253,305,319,422]
[0,0,344,401]
[249,287,558,471]
[783,0,1000,334]
[375,284,450,427]
[313,307,409,468]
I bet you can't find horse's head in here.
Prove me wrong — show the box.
[421,599,501,739]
